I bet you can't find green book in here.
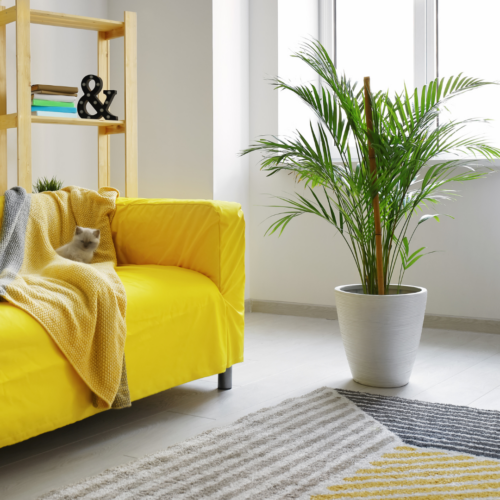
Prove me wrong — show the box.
[31,99,75,108]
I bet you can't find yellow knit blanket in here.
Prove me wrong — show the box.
[1,186,129,409]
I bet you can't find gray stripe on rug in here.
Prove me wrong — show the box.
[39,387,400,500]
[90,390,345,499]
[338,389,500,459]
[110,397,358,499]
[138,404,371,500]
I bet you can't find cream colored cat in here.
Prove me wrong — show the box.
[56,226,100,264]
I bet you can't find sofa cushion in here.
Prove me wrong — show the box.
[0,265,228,448]
[120,265,228,399]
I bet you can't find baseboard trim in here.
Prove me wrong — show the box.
[247,299,500,335]
[250,299,337,320]
[422,313,500,335]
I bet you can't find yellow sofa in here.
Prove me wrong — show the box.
[0,197,245,449]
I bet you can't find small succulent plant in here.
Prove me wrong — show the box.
[33,176,64,193]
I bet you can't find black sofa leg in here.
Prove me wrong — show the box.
[218,367,232,390]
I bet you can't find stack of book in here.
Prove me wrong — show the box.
[31,84,79,118]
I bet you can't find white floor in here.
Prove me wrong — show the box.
[1,312,500,500]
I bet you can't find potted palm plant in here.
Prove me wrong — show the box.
[242,41,500,388]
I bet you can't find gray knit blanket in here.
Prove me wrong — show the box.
[0,187,31,297]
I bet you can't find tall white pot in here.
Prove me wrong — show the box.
[335,284,427,388]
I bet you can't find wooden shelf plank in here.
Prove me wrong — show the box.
[0,113,17,131]
[0,6,16,27]
[1,115,125,132]
[105,124,125,135]
[31,115,125,128]
[104,26,124,40]
[0,8,125,32]
[30,10,124,32]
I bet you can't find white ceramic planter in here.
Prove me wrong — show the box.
[335,284,427,388]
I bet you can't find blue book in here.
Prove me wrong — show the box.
[31,106,77,114]
[31,111,78,118]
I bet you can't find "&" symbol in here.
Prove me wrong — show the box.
[77,75,118,121]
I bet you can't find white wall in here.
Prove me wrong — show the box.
[213,0,249,208]
[278,0,318,136]
[4,0,108,191]
[403,176,500,319]
[213,0,250,295]
[249,0,278,306]
[108,0,214,199]
[249,0,352,308]
[247,0,500,320]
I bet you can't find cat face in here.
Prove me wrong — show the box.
[74,226,101,251]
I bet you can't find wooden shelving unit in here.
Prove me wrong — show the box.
[0,0,138,197]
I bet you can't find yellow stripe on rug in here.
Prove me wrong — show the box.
[312,446,500,499]
[356,459,500,475]
[369,455,484,466]
[347,465,500,482]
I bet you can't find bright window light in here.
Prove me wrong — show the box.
[336,0,413,96]
[439,0,500,148]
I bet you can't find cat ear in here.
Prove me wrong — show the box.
[75,226,83,235]
[93,229,100,238]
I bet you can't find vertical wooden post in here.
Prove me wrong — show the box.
[364,77,385,295]
[16,0,31,192]
[97,31,110,188]
[124,11,138,198]
[0,6,7,194]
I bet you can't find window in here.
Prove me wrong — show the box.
[336,0,413,95]
[319,0,500,157]
[439,0,500,145]
[321,0,428,93]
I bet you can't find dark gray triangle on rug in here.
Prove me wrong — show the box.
[338,389,500,460]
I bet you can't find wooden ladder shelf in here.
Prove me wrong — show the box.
[0,0,138,197]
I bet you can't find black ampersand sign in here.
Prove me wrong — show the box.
[77,75,118,121]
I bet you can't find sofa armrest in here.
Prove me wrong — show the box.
[111,198,245,366]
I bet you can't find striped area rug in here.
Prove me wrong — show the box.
[40,388,500,500]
